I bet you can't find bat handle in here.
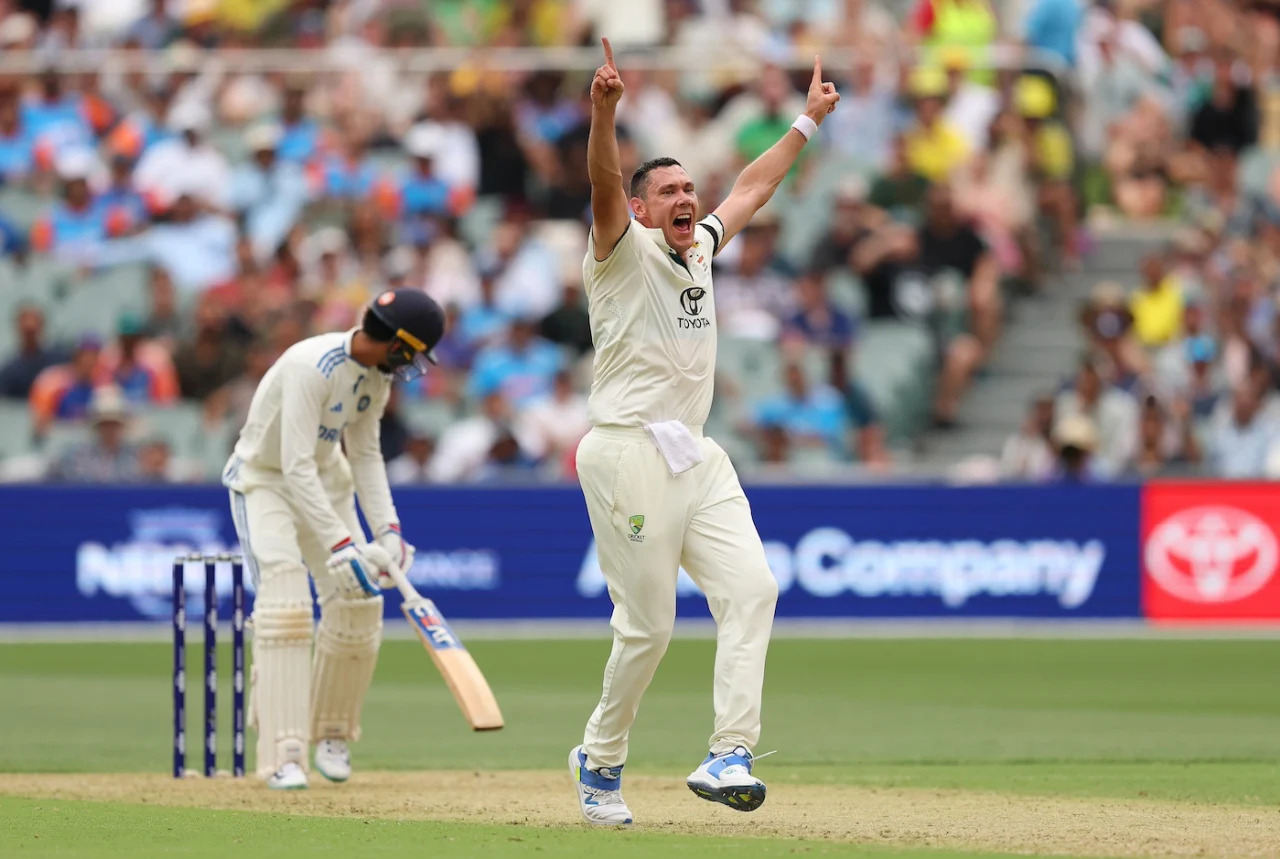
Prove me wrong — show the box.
[384,560,422,604]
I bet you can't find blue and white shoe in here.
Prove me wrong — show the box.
[567,745,633,825]
[686,746,766,811]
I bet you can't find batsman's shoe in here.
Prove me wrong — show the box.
[686,746,766,811]
[314,739,351,783]
[568,745,633,825]
[266,761,308,791]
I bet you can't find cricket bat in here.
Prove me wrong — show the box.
[385,560,504,731]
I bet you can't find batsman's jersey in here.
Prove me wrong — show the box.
[222,330,396,550]
[583,215,725,428]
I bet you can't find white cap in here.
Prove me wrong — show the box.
[56,147,96,181]
[403,122,444,160]
[167,100,211,133]
[1052,414,1098,452]
[0,13,37,46]
[88,386,131,424]
[384,245,416,279]
[243,123,282,152]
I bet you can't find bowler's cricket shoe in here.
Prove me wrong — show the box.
[686,746,766,811]
[568,745,633,825]
[314,739,351,783]
[266,761,308,790]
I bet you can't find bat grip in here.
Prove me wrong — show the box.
[384,561,421,603]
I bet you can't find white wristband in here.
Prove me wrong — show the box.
[791,114,818,141]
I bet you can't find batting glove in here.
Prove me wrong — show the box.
[326,538,390,599]
[376,524,416,586]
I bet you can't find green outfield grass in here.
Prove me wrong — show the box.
[1,637,1277,857]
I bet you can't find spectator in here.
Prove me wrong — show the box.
[29,336,103,433]
[1015,75,1080,265]
[0,306,62,400]
[386,432,437,485]
[378,384,411,463]
[132,100,231,214]
[1054,357,1139,478]
[903,65,970,184]
[869,135,932,225]
[1189,54,1257,156]
[126,0,180,50]
[783,270,857,352]
[811,177,881,275]
[429,390,523,483]
[99,153,150,237]
[477,211,561,320]
[757,420,791,465]
[0,82,35,185]
[1022,0,1084,68]
[826,348,890,469]
[310,129,380,204]
[517,369,590,469]
[1080,281,1147,393]
[1206,384,1280,478]
[1001,395,1056,481]
[22,69,93,163]
[716,214,795,340]
[141,266,183,344]
[230,124,311,263]
[1049,413,1099,483]
[88,192,238,294]
[277,81,321,164]
[752,362,848,458]
[211,337,276,430]
[918,184,1000,426]
[468,317,563,409]
[410,96,481,195]
[941,51,999,153]
[912,0,998,84]
[1130,253,1184,348]
[173,295,244,402]
[823,55,897,173]
[475,426,541,482]
[1129,394,1200,479]
[47,387,141,483]
[30,149,108,262]
[734,65,808,180]
[378,123,468,246]
[540,282,593,356]
[136,436,185,483]
[98,313,180,407]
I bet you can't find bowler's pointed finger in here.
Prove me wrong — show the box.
[812,55,822,86]
[603,37,616,69]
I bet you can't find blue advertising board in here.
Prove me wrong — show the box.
[0,483,1142,623]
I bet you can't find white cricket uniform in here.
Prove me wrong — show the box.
[223,329,398,778]
[577,216,778,769]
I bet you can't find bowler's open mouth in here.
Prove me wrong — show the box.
[673,213,693,234]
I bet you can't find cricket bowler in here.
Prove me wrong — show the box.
[223,288,444,789]
[568,39,840,823]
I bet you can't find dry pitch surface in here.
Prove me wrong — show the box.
[2,771,1277,858]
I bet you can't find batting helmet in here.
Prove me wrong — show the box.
[362,288,445,381]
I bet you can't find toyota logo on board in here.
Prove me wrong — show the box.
[1144,506,1278,603]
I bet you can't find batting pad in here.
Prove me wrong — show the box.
[250,595,314,779]
[310,594,384,742]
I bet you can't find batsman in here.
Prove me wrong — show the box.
[569,39,840,823]
[222,288,444,789]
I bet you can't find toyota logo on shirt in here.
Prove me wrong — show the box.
[1144,506,1279,603]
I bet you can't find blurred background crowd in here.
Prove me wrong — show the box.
[0,0,1277,484]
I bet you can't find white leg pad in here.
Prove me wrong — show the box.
[310,594,384,742]
[250,570,314,779]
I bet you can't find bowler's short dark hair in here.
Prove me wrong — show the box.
[630,157,684,198]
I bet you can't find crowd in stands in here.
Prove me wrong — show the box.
[0,0,1275,484]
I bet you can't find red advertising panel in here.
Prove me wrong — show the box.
[1142,482,1280,621]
